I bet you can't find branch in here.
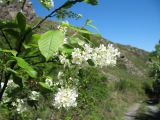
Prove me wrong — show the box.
[0,73,9,101]
[32,0,83,30]
[0,63,15,101]
[21,0,26,12]
[0,69,3,90]
[0,30,12,50]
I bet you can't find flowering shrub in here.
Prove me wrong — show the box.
[0,0,120,119]
[53,87,78,109]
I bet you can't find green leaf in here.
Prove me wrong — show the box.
[6,68,18,74]
[60,44,74,54]
[38,0,54,10]
[4,29,20,39]
[6,68,23,87]
[16,12,26,32]
[0,20,18,29]
[24,34,41,49]
[14,57,37,78]
[31,34,41,42]
[13,74,23,87]
[38,30,64,60]
[39,82,53,92]
[66,24,94,35]
[68,37,79,45]
[0,50,17,56]
[85,19,99,32]
[87,59,95,66]
[83,0,99,5]
[86,19,92,25]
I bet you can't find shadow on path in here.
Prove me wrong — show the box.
[124,102,160,120]
[135,110,160,120]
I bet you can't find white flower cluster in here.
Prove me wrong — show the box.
[29,91,40,101]
[71,44,92,65]
[57,25,67,34]
[39,0,54,9]
[53,87,78,109]
[71,43,120,67]
[1,80,18,104]
[12,99,26,114]
[58,43,120,68]
[92,44,120,67]
[59,54,70,66]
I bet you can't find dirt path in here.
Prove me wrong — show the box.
[124,102,159,120]
[124,103,140,120]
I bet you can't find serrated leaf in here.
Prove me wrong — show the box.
[38,30,64,60]
[16,12,26,32]
[14,57,37,78]
[0,50,17,56]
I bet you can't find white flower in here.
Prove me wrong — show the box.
[45,77,53,87]
[53,87,78,109]
[57,71,64,80]
[12,99,26,114]
[57,25,67,34]
[29,91,40,101]
[71,48,83,65]
[55,71,65,86]
[64,37,68,44]
[92,44,120,67]
[59,54,70,66]
[84,44,93,53]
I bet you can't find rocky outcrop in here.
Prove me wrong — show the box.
[0,0,35,22]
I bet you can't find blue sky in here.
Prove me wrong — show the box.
[31,0,160,52]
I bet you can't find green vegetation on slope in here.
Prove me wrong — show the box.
[0,8,151,119]
[30,18,151,120]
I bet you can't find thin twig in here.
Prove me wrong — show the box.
[32,0,83,30]
[0,30,12,50]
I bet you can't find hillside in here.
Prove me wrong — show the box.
[30,11,151,120]
[0,1,151,120]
